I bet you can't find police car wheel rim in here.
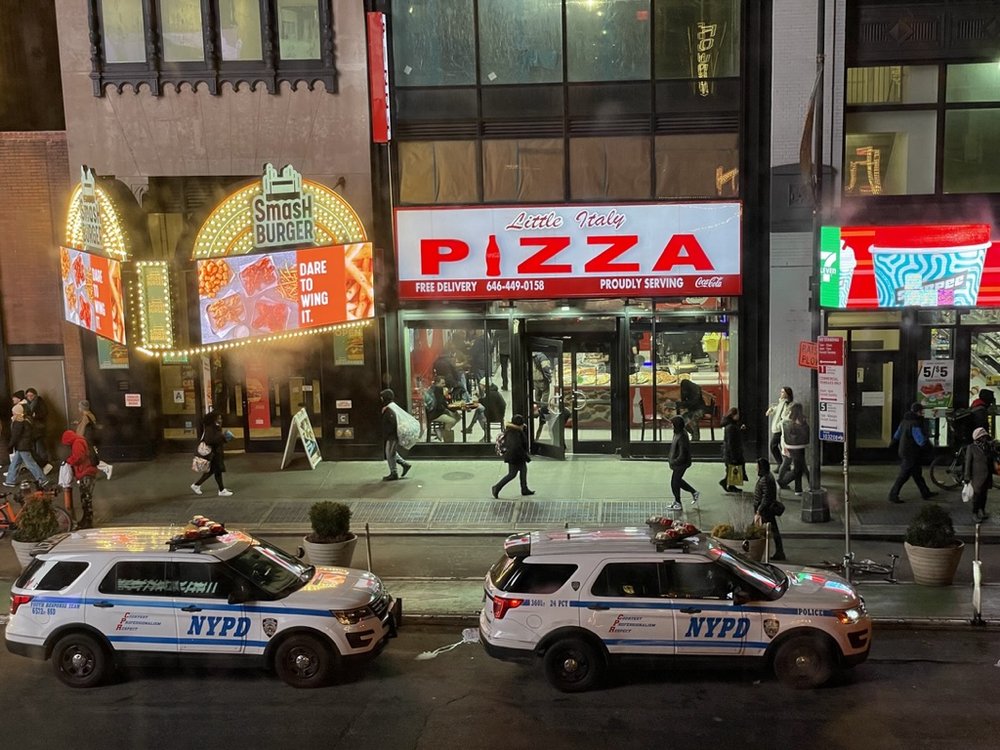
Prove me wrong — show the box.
[287,646,319,678]
[555,648,588,682]
[62,645,95,678]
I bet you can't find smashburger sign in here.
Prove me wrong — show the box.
[394,202,741,300]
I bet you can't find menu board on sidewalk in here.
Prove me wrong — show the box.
[60,247,126,344]
[280,408,322,470]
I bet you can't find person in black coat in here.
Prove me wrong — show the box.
[190,410,233,496]
[969,388,995,436]
[887,402,937,504]
[380,388,412,481]
[753,458,785,560]
[668,415,699,510]
[24,387,51,469]
[484,383,506,424]
[491,414,534,498]
[964,426,996,522]
[719,407,747,493]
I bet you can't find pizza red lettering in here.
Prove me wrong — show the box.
[420,239,470,275]
[652,234,714,272]
[583,235,640,274]
[517,237,572,274]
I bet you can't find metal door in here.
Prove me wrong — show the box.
[849,351,896,458]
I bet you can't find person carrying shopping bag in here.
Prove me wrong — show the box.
[190,410,233,496]
[61,429,98,529]
[719,407,747,493]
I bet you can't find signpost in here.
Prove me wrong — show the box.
[280,408,322,470]
[817,335,855,577]
[798,340,818,369]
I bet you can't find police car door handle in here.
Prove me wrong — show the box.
[181,605,202,612]
[679,607,702,614]
[91,601,114,608]
[587,604,610,611]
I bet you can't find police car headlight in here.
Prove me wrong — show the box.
[834,607,863,625]
[332,606,374,625]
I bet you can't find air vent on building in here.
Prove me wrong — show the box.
[394,121,479,139]
[482,119,563,138]
[568,116,650,136]
[654,113,739,135]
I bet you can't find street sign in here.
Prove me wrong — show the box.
[798,340,818,369]
[817,336,845,442]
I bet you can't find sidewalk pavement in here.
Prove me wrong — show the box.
[2,453,998,627]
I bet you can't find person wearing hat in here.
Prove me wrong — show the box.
[380,389,412,481]
[969,388,995,436]
[964,426,996,522]
[74,399,113,480]
[4,402,49,487]
[887,402,938,504]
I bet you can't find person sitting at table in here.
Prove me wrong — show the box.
[485,383,506,425]
[426,376,459,443]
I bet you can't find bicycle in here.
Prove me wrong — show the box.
[930,443,967,491]
[0,482,75,540]
[811,553,899,584]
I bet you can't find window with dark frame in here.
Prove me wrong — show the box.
[89,0,336,96]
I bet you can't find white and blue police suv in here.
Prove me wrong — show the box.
[479,522,871,691]
[5,519,397,688]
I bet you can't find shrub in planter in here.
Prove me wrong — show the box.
[904,504,957,548]
[307,501,353,544]
[13,495,60,544]
[904,504,964,586]
[710,522,765,541]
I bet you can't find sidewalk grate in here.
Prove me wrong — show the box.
[601,500,669,525]
[431,501,514,526]
[260,501,311,525]
[516,500,600,524]
[349,500,435,525]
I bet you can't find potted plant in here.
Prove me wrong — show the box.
[303,501,357,567]
[711,521,767,562]
[904,504,964,586]
[12,495,61,567]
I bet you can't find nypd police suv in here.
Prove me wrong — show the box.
[479,520,871,691]
[5,518,396,688]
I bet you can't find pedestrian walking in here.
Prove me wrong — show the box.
[777,402,811,496]
[765,386,795,469]
[668,415,700,510]
[4,402,48,487]
[491,414,533,498]
[719,407,747,493]
[678,378,706,441]
[753,458,786,560]
[61,429,98,528]
[969,388,995,436]
[380,388,412,481]
[887,402,937,504]
[23,387,52,474]
[74,399,113,480]
[190,410,233,496]
[964,426,995,522]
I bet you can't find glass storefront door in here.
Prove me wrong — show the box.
[562,335,615,452]
[526,337,565,460]
[241,351,322,452]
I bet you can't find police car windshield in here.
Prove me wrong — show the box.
[226,538,313,597]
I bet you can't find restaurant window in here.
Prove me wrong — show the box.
[91,0,335,95]
[483,139,565,203]
[846,65,937,105]
[654,0,740,83]
[655,133,739,199]
[404,321,505,445]
[219,0,263,60]
[391,0,476,87]
[566,0,650,83]
[570,137,651,200]
[943,109,1000,194]
[843,111,936,196]
[398,141,479,204]
[478,0,562,85]
[946,63,1000,104]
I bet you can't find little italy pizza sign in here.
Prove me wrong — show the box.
[394,202,742,300]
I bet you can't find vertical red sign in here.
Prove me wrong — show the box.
[366,12,391,144]
[245,357,272,431]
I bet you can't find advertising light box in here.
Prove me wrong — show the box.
[394,203,742,301]
[197,242,373,344]
[60,247,126,344]
[821,224,1000,309]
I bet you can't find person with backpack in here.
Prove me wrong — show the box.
[753,458,786,560]
[61,429,99,529]
[380,389,412,481]
[964,426,996,522]
[4,402,48,487]
[668,415,699,510]
[491,414,534,498]
[74,399,113,480]
[777,402,812,496]
[887,402,937,504]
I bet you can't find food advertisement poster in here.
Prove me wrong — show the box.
[196,242,373,345]
[820,224,1000,309]
[916,360,954,410]
[96,337,129,369]
[60,246,126,344]
[333,330,365,366]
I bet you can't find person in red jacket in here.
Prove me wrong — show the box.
[61,429,98,529]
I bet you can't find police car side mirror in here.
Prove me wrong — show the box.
[229,579,251,605]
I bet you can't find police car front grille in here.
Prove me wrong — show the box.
[370,593,390,620]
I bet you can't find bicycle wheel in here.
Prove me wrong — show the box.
[930,454,962,490]
[51,505,74,534]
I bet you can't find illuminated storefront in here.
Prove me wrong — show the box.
[820,223,1000,459]
[393,202,743,458]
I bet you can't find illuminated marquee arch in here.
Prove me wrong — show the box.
[65,183,132,262]
[192,179,367,259]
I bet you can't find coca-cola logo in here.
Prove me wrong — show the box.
[695,276,724,288]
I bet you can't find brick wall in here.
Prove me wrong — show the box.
[0,131,86,405]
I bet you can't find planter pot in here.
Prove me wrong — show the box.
[905,541,964,586]
[303,534,358,567]
[11,539,39,568]
[713,536,766,562]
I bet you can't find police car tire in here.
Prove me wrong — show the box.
[543,637,603,693]
[274,634,334,689]
[772,634,835,690]
[51,632,110,688]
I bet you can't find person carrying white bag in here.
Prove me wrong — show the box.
[380,389,414,481]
